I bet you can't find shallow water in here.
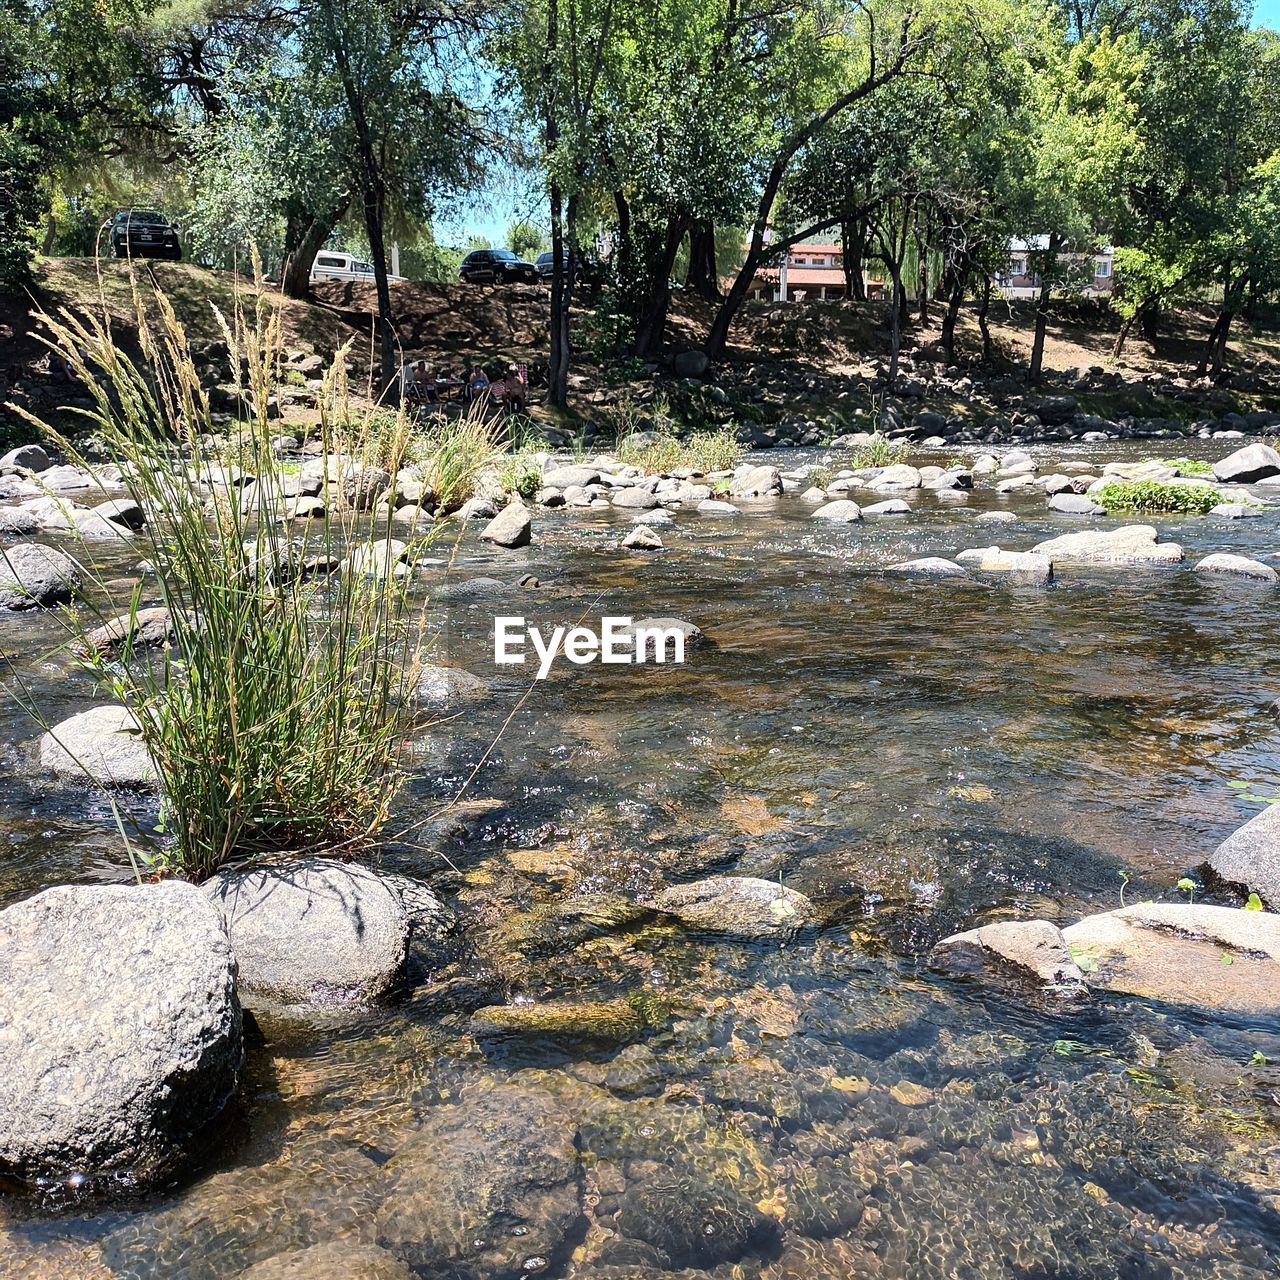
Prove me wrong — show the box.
[3,440,1280,1279]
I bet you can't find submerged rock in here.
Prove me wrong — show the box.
[203,858,409,1006]
[0,882,242,1187]
[618,616,705,659]
[470,997,649,1045]
[374,1085,583,1279]
[617,1172,781,1268]
[1061,903,1280,1014]
[39,704,157,788]
[0,542,82,610]
[652,876,813,939]
[415,662,490,708]
[241,1243,412,1280]
[885,557,968,578]
[1206,801,1280,908]
[1031,524,1183,565]
[930,920,1084,992]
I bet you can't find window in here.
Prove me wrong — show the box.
[792,256,807,265]
[316,256,345,268]
[1009,258,1027,277]
[1094,258,1112,278]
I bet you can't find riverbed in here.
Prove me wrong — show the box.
[3,439,1280,1278]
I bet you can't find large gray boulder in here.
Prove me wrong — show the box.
[0,882,242,1186]
[729,465,783,499]
[1031,524,1183,565]
[930,920,1084,991]
[1212,442,1280,484]
[0,542,82,610]
[652,875,814,939]
[812,499,863,523]
[39,704,157,788]
[375,1085,583,1278]
[203,858,410,1005]
[479,502,532,548]
[0,506,40,536]
[0,443,52,474]
[541,464,599,490]
[1061,902,1280,1015]
[1206,801,1280,908]
[610,485,660,510]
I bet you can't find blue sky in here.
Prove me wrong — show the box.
[1255,0,1280,24]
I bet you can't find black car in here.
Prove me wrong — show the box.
[108,210,182,260]
[534,250,607,288]
[458,248,538,285]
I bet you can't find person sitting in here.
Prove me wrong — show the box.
[403,359,436,404]
[465,365,491,404]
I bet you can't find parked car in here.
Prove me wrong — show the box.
[310,251,406,285]
[458,249,539,285]
[108,210,182,260]
[534,250,607,288]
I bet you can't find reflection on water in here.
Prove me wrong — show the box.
[3,441,1280,1277]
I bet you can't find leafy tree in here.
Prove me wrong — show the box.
[507,218,546,259]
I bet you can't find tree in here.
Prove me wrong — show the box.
[507,217,546,259]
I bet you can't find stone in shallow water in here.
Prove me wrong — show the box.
[240,1243,413,1280]
[479,501,532,547]
[81,606,177,656]
[621,524,663,550]
[885,557,968,578]
[930,919,1084,991]
[203,858,409,1006]
[415,662,490,708]
[1206,801,1280,908]
[469,997,649,1045]
[1031,524,1183,565]
[652,875,813,939]
[0,541,82,609]
[812,499,863,522]
[374,1085,583,1278]
[39,704,157,788]
[861,499,910,516]
[1048,492,1104,516]
[0,882,242,1187]
[1212,441,1280,483]
[1061,903,1280,1014]
[1193,553,1278,583]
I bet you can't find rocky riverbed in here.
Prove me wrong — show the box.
[3,435,1280,1278]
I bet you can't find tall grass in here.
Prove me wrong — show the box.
[847,436,909,469]
[11,268,433,881]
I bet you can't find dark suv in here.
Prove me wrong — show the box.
[458,249,538,285]
[108,211,182,260]
[534,250,607,288]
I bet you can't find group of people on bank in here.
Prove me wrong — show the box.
[401,358,528,414]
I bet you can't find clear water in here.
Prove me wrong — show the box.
[3,441,1280,1279]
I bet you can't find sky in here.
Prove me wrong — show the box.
[1255,0,1280,25]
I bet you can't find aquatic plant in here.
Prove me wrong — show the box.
[11,266,431,881]
[617,425,744,475]
[1177,876,1197,905]
[848,435,909,469]
[1159,456,1215,477]
[1095,480,1221,515]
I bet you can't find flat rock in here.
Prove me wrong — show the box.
[1213,442,1280,484]
[974,548,1053,584]
[39,704,156,788]
[611,486,660,510]
[204,858,409,1005]
[1031,524,1184,565]
[975,510,1018,524]
[861,499,910,516]
[652,875,813,939]
[1211,502,1260,519]
[885,557,968,578]
[416,663,490,708]
[0,882,242,1186]
[1194,553,1278,583]
[812,499,863,522]
[0,542,82,609]
[1061,903,1280,1014]
[1206,801,1280,908]
[697,499,739,515]
[542,464,600,489]
[930,919,1083,991]
[479,502,532,547]
[1048,493,1104,516]
[470,998,647,1045]
[867,463,923,491]
[81,606,178,656]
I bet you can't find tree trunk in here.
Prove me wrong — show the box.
[1111,309,1139,361]
[939,279,964,365]
[281,208,344,300]
[359,180,397,398]
[915,227,929,326]
[977,275,993,364]
[1139,304,1159,346]
[42,212,57,256]
[633,215,685,357]
[548,185,570,408]
[841,219,867,300]
[685,220,721,301]
[1199,306,1234,377]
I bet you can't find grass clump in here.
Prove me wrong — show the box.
[496,450,544,498]
[617,426,743,475]
[1095,480,1222,515]
[1160,457,1215,477]
[13,266,432,882]
[848,435,909,469]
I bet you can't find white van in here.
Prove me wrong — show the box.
[310,251,406,284]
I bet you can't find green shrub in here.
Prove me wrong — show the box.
[617,426,743,475]
[14,272,430,881]
[496,450,544,498]
[1159,457,1215,477]
[849,435,909,468]
[1095,480,1222,515]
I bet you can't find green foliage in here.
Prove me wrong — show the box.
[1095,480,1221,515]
[15,276,429,880]
[848,436,909,468]
[496,450,545,498]
[617,425,743,474]
[1227,779,1279,807]
[507,218,546,259]
[1160,456,1215,477]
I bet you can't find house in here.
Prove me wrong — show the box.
[998,236,1114,299]
[747,241,885,302]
